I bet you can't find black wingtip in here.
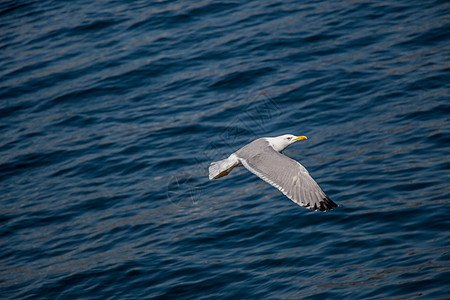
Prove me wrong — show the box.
[318,196,338,212]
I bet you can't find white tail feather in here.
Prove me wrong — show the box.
[208,154,239,180]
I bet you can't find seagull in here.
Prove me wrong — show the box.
[208,134,337,211]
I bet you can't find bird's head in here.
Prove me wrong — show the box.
[268,134,307,152]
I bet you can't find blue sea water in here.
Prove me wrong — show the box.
[1,0,449,298]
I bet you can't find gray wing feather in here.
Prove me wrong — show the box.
[237,144,337,211]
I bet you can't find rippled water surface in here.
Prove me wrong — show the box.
[1,0,449,298]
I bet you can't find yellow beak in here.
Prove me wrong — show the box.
[294,136,307,141]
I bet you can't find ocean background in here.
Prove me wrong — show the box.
[1,0,449,298]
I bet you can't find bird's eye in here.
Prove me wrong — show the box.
[287,137,292,140]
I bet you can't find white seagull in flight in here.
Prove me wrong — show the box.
[209,134,337,211]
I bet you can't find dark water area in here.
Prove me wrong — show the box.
[1,0,449,298]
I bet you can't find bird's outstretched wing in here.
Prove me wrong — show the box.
[238,147,337,211]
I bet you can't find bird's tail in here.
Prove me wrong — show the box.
[209,155,239,180]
